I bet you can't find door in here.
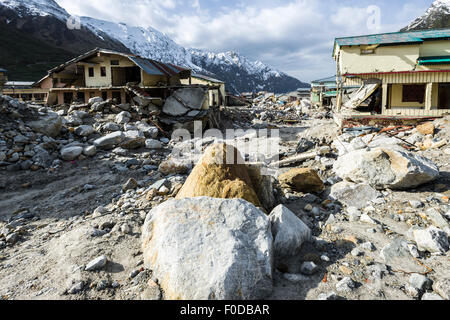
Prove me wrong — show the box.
[438,84,450,109]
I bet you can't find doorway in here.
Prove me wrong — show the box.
[438,84,450,109]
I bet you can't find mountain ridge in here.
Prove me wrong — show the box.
[0,0,309,93]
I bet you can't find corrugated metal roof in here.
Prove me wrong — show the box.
[129,56,188,77]
[311,75,338,84]
[48,48,190,78]
[335,28,450,47]
[191,73,224,83]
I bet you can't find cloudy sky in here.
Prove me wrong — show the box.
[55,0,433,82]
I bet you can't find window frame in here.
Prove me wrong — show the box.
[402,84,426,104]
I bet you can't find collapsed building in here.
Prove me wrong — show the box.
[333,28,450,127]
[311,75,359,108]
[1,48,226,131]
[2,81,48,103]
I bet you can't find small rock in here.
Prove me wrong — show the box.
[68,281,84,294]
[421,293,444,300]
[351,248,364,257]
[336,277,356,293]
[61,146,83,161]
[409,273,433,291]
[317,292,343,300]
[283,273,310,282]
[433,278,450,300]
[409,200,424,209]
[300,261,318,275]
[360,214,377,225]
[83,146,97,157]
[96,280,110,291]
[85,255,108,271]
[413,227,449,253]
[361,242,376,252]
[120,224,131,234]
[5,232,19,244]
[122,178,138,191]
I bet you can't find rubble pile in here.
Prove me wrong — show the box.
[0,92,449,301]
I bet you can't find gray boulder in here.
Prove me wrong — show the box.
[61,146,83,161]
[329,181,381,209]
[269,205,311,261]
[94,132,125,149]
[26,112,62,138]
[115,111,131,124]
[333,148,439,190]
[413,227,449,254]
[120,131,146,150]
[75,125,95,137]
[141,197,273,300]
[380,238,427,273]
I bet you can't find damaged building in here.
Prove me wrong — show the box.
[333,28,450,126]
[2,81,48,103]
[2,48,224,130]
[311,75,359,108]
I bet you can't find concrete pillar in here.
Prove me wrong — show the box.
[425,83,433,111]
[121,89,126,104]
[382,83,388,114]
[58,91,64,105]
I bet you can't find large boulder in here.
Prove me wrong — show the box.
[26,112,62,138]
[278,168,324,193]
[141,197,274,300]
[176,143,262,208]
[269,205,311,262]
[333,148,439,190]
[162,88,206,116]
[329,181,381,209]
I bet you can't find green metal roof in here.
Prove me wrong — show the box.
[323,91,337,98]
[335,28,450,47]
[418,56,450,65]
[311,75,338,85]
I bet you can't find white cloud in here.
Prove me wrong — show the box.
[54,0,430,82]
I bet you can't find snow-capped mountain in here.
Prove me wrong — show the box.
[0,0,68,20]
[189,49,308,94]
[401,0,450,31]
[0,0,309,93]
[81,17,203,73]
[81,19,308,93]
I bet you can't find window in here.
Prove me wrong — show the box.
[100,67,107,77]
[112,91,121,104]
[111,60,120,66]
[102,91,108,101]
[88,67,94,77]
[402,84,425,103]
[361,49,375,55]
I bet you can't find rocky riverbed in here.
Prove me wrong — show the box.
[0,94,449,300]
